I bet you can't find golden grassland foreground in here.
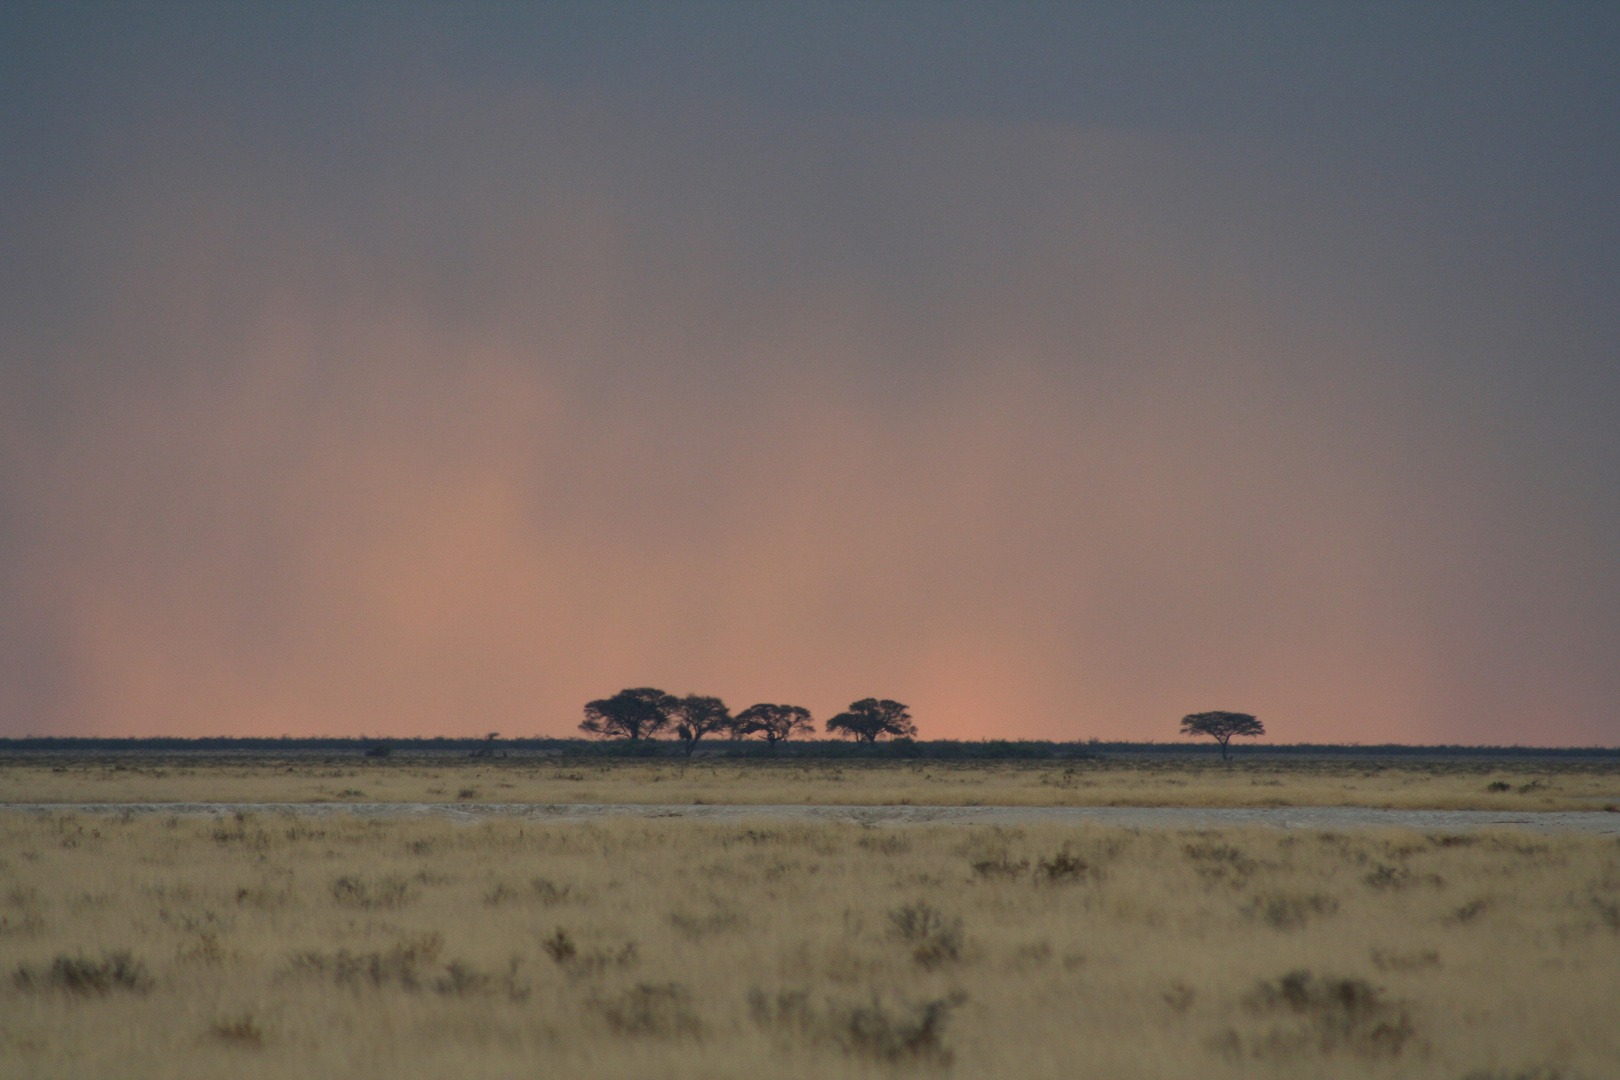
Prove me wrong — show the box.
[1,811,1618,1079]
[3,756,1620,810]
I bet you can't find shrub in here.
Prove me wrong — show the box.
[1247,893,1339,929]
[1240,969,1414,1057]
[1036,847,1089,883]
[749,987,967,1064]
[971,857,1028,880]
[834,992,968,1063]
[330,875,414,909]
[14,951,150,994]
[287,936,443,990]
[889,901,962,968]
[209,1013,265,1047]
[597,982,700,1037]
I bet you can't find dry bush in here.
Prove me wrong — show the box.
[14,951,149,994]
[888,901,963,968]
[329,874,414,909]
[1223,969,1415,1058]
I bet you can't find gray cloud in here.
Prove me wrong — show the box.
[2,8,1616,743]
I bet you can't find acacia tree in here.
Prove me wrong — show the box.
[580,687,676,741]
[1179,711,1264,760]
[734,703,815,747]
[670,694,732,756]
[825,698,916,743]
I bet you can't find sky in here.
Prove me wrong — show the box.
[1,2,1617,745]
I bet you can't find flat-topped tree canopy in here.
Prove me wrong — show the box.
[734,703,815,746]
[826,698,916,743]
[1180,711,1264,760]
[580,688,676,741]
[670,694,731,755]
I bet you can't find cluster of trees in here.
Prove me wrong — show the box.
[577,693,1260,759]
[580,688,916,755]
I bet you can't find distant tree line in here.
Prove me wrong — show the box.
[580,688,917,754]
[3,735,1614,760]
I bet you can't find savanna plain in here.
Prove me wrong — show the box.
[2,757,1618,1079]
[5,754,1619,810]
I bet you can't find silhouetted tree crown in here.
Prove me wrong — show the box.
[670,694,731,756]
[734,703,815,746]
[1179,711,1264,760]
[825,698,916,742]
[580,687,676,741]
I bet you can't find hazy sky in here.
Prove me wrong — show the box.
[2,3,1617,744]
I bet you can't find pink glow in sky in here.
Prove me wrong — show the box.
[3,7,1617,745]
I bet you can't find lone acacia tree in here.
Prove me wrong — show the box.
[825,698,916,743]
[670,694,731,756]
[734,703,815,747]
[1179,711,1264,760]
[580,687,676,741]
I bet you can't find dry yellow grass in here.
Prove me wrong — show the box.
[3,756,1618,810]
[1,809,1617,1078]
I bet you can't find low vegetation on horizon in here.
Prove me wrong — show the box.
[0,810,1614,1078]
[3,757,1619,811]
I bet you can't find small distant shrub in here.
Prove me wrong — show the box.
[1248,893,1339,929]
[329,875,414,909]
[1163,982,1196,1012]
[209,1013,265,1047]
[211,815,271,849]
[541,929,577,963]
[1447,898,1490,924]
[971,857,1028,880]
[530,878,572,904]
[433,960,493,996]
[856,834,911,855]
[287,937,523,999]
[1370,948,1441,972]
[0,913,44,936]
[1486,781,1512,793]
[14,951,150,994]
[834,992,968,1063]
[484,882,519,906]
[287,935,442,990]
[541,928,636,974]
[1036,847,1089,883]
[1363,864,1411,889]
[456,788,479,800]
[1240,969,1414,1057]
[668,910,745,940]
[1184,842,1255,880]
[889,902,962,968]
[597,982,700,1037]
[486,878,574,906]
[750,987,966,1064]
[364,744,391,758]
